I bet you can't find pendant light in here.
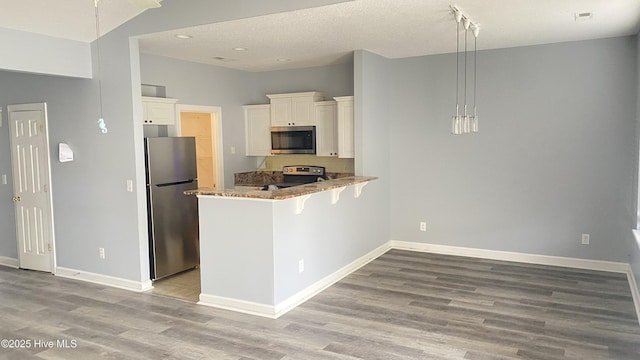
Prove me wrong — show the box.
[94,0,108,134]
[470,24,480,133]
[92,0,162,134]
[449,5,480,135]
[462,17,470,134]
[451,8,462,135]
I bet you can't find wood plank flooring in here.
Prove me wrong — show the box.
[1,249,639,359]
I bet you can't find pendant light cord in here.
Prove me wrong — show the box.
[473,33,477,114]
[455,20,460,116]
[94,0,104,120]
[463,23,467,116]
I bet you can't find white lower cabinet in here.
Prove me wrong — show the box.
[334,96,354,158]
[244,104,272,156]
[142,96,178,125]
[315,101,338,157]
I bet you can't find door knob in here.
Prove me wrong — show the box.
[12,196,21,202]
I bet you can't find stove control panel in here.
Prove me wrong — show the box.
[282,165,325,176]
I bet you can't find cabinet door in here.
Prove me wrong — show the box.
[245,105,272,156]
[270,98,292,126]
[291,97,316,126]
[143,99,176,125]
[337,98,354,158]
[315,102,337,157]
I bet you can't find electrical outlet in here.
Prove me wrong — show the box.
[230,146,236,154]
[420,222,427,232]
[99,247,105,259]
[126,179,133,192]
[1,174,6,185]
[581,234,590,245]
[298,259,304,273]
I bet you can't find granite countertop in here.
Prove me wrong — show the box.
[185,176,377,200]
[234,170,355,187]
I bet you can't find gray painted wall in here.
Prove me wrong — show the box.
[388,37,637,262]
[139,54,355,188]
[630,34,640,291]
[352,50,392,250]
[0,0,352,283]
[0,106,17,259]
[0,27,91,78]
[0,71,139,276]
[197,183,385,306]
[140,53,258,188]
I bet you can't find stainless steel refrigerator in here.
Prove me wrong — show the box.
[145,137,199,280]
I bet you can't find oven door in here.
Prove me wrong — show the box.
[271,126,316,154]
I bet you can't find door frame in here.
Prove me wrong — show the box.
[174,105,225,189]
[7,102,56,274]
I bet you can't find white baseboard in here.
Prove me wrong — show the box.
[390,240,630,273]
[274,241,392,318]
[198,294,276,319]
[627,268,640,325]
[0,256,19,269]
[56,267,153,292]
[391,240,640,326]
[197,241,392,319]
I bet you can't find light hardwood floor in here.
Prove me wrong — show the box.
[1,249,639,359]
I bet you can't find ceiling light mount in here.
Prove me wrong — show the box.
[174,34,192,39]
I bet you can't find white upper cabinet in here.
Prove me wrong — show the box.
[315,101,338,157]
[334,96,354,159]
[142,96,178,126]
[244,104,272,156]
[267,92,324,126]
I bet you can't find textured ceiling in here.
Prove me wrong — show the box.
[1,0,639,72]
[137,0,640,71]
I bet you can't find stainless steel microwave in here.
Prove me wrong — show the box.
[270,126,316,154]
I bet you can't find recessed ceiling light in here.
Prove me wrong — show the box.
[574,12,593,21]
[277,58,292,62]
[175,34,192,39]
[232,47,248,51]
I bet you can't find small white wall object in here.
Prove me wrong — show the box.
[58,143,74,162]
[97,118,108,133]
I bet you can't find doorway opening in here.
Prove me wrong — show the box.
[148,105,223,302]
[176,105,224,190]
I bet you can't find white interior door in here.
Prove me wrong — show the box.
[8,103,54,273]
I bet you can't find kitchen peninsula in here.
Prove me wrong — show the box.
[185,176,380,318]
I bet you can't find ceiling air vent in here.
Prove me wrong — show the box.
[574,12,593,21]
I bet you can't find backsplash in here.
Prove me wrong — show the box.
[262,155,354,173]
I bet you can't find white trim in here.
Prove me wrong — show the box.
[198,294,277,319]
[273,241,391,318]
[0,256,19,268]
[197,242,391,319]
[627,268,640,325]
[390,240,630,273]
[175,104,225,190]
[56,267,153,292]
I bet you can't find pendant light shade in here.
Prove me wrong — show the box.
[449,5,480,135]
